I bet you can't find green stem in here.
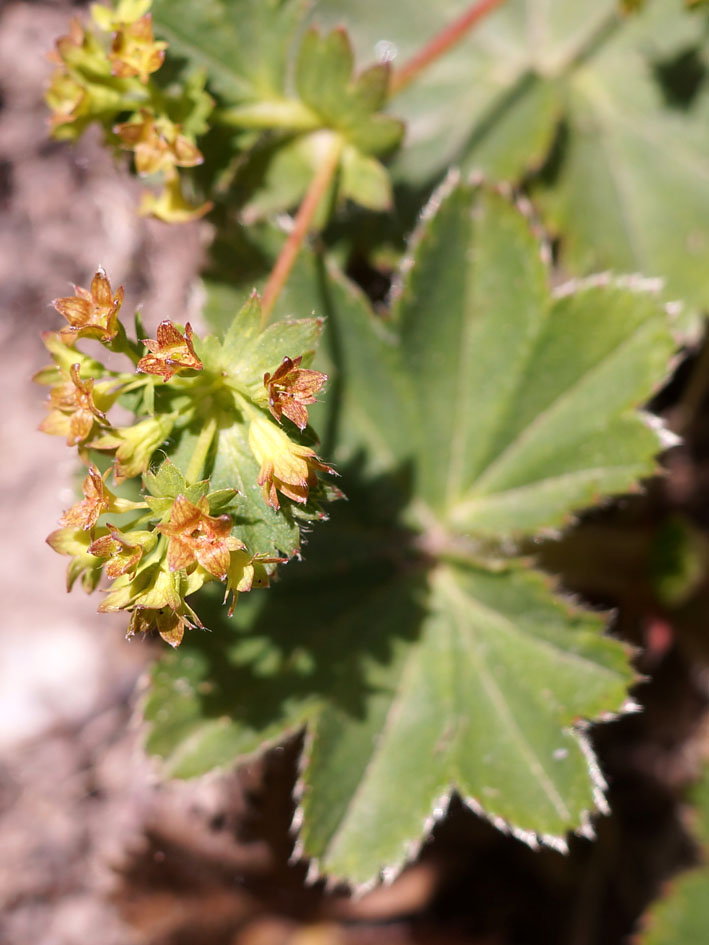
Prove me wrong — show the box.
[185,415,218,484]
[389,0,508,97]
[260,133,343,327]
[216,99,320,132]
[108,321,142,364]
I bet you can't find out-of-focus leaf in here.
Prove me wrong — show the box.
[311,0,709,318]
[637,763,709,945]
[535,1,709,317]
[308,0,563,186]
[151,0,301,103]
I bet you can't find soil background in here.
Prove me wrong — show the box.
[2,3,709,944]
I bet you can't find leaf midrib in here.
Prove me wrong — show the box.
[450,458,653,526]
[439,567,572,822]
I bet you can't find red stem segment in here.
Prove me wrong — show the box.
[390,0,508,96]
[260,136,343,326]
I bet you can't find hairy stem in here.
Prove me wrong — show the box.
[390,0,508,96]
[185,415,218,484]
[260,134,343,327]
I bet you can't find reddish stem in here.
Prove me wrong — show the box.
[260,136,342,326]
[390,0,508,96]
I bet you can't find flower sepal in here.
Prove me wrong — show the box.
[59,464,147,530]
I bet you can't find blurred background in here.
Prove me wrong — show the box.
[2,2,709,944]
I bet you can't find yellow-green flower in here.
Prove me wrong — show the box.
[90,0,153,31]
[248,415,334,510]
[115,111,204,178]
[91,413,175,481]
[46,524,107,592]
[139,176,212,223]
[109,14,167,84]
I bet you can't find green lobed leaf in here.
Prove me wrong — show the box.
[394,178,676,537]
[144,493,635,883]
[145,176,676,884]
[146,203,669,886]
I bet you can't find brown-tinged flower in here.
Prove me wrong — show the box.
[248,416,335,510]
[53,267,125,345]
[39,363,111,446]
[137,320,203,381]
[110,14,167,83]
[59,464,146,530]
[45,70,88,129]
[127,604,199,647]
[115,111,203,177]
[88,524,156,579]
[100,562,205,646]
[91,413,175,481]
[223,551,284,617]
[264,356,327,430]
[158,494,245,580]
[47,16,86,66]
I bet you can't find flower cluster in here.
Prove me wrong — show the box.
[45,0,212,222]
[38,267,334,645]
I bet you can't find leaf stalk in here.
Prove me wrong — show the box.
[389,0,508,97]
[260,133,343,327]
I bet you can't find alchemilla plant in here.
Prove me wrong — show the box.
[37,0,709,935]
[37,265,335,645]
